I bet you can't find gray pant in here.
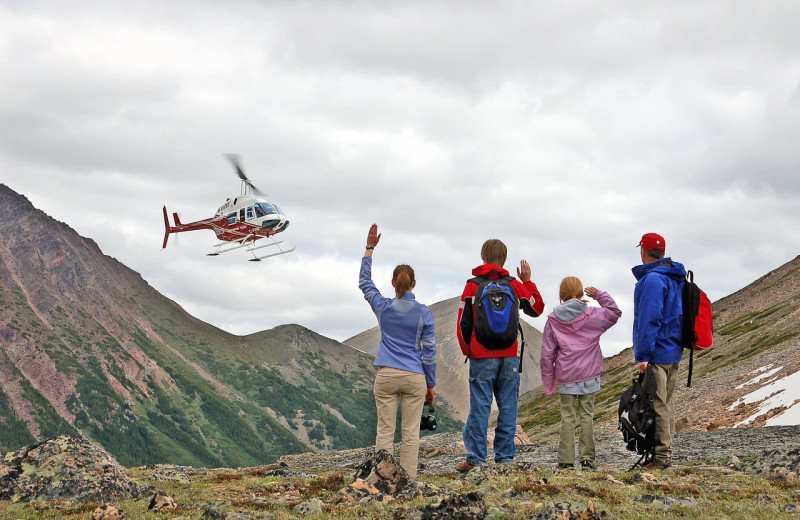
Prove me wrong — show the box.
[643,362,680,463]
[558,393,595,465]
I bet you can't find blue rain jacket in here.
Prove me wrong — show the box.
[632,258,686,365]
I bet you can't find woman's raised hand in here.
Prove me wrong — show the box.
[367,223,381,248]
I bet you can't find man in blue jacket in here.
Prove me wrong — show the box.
[632,232,686,470]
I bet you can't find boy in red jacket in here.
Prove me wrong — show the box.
[455,239,545,472]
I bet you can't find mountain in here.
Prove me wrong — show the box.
[0,184,461,467]
[345,297,544,421]
[517,253,800,442]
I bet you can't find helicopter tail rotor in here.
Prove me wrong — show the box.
[162,206,173,249]
[225,153,265,196]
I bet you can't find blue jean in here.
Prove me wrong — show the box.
[462,356,520,465]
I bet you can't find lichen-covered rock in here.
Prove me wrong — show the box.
[0,435,154,503]
[532,500,607,519]
[736,447,800,481]
[352,449,411,496]
[420,491,486,519]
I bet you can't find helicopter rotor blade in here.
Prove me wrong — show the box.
[224,153,266,196]
[225,153,248,182]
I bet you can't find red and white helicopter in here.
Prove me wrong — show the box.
[162,155,294,261]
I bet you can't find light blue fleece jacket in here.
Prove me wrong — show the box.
[359,256,436,387]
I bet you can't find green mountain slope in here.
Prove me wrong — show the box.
[517,254,800,442]
[0,184,401,466]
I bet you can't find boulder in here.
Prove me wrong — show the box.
[0,435,154,503]
[352,449,411,496]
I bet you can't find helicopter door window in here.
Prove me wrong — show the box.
[246,207,254,220]
[226,212,236,226]
[239,208,245,222]
[254,204,267,218]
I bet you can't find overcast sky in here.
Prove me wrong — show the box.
[2,1,799,356]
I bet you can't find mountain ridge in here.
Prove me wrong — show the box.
[1,184,461,467]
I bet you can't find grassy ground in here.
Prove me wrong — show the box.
[0,462,798,519]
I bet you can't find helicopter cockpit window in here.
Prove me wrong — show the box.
[255,202,278,216]
[246,207,254,220]
[226,212,236,226]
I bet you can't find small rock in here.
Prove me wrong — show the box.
[148,490,177,512]
[630,472,658,484]
[92,503,122,520]
[633,494,697,507]
[294,498,324,516]
[604,475,626,485]
[729,455,741,467]
[532,500,604,520]
[335,478,392,504]
[421,491,486,520]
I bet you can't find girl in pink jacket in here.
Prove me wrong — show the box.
[539,277,621,469]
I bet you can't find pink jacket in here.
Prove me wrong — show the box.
[539,290,621,396]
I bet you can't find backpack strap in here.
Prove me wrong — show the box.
[685,270,696,388]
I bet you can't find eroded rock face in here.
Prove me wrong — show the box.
[0,435,154,503]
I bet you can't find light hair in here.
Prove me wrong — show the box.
[480,239,507,267]
[393,264,415,297]
[559,276,587,303]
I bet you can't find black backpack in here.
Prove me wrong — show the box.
[618,367,658,470]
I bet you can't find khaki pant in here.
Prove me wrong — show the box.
[643,362,680,463]
[558,393,595,465]
[374,367,427,479]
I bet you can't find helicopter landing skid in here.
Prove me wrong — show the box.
[208,235,295,261]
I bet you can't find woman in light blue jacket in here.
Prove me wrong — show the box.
[540,276,621,470]
[359,224,436,480]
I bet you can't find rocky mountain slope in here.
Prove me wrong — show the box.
[345,297,544,421]
[0,184,463,468]
[517,253,800,443]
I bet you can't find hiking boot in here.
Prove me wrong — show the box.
[557,463,574,470]
[455,461,478,473]
[642,460,671,471]
[580,460,595,470]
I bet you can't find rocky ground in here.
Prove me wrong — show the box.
[280,422,800,477]
[1,427,799,519]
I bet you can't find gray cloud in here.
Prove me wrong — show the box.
[2,0,799,354]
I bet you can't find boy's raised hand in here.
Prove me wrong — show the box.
[517,259,531,282]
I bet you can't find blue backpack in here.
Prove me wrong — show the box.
[470,275,520,351]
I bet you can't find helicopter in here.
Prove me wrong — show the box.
[162,155,294,261]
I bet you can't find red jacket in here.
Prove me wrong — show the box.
[457,264,545,359]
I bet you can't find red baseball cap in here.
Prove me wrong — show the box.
[638,233,666,252]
